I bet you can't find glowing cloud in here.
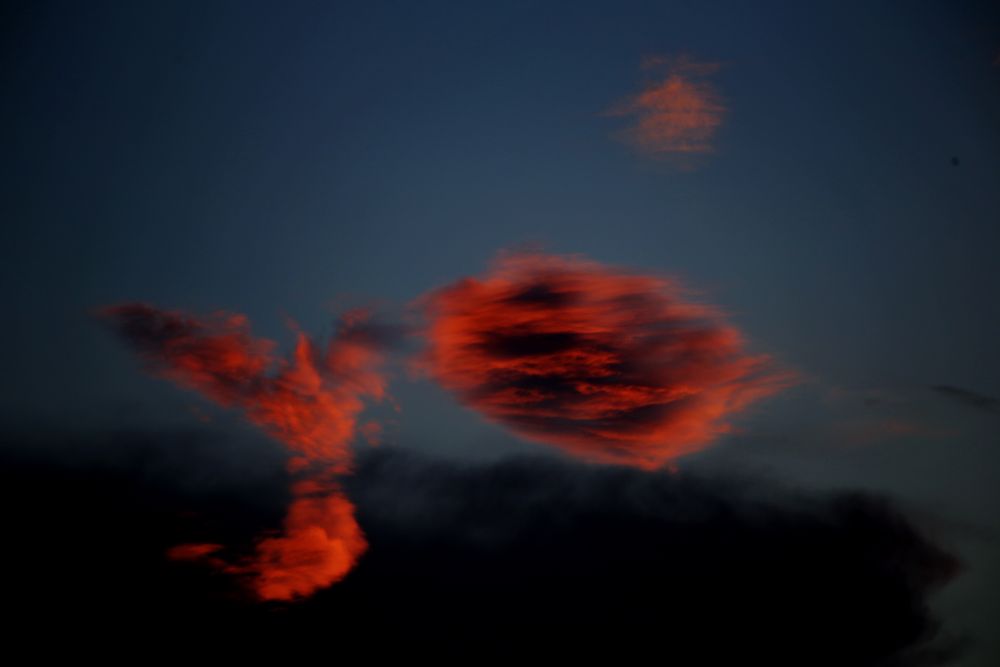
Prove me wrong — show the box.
[226,477,367,601]
[608,55,726,158]
[103,303,386,600]
[417,251,793,468]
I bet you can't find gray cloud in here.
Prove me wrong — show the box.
[932,385,1000,414]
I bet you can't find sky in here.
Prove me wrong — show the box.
[2,1,999,663]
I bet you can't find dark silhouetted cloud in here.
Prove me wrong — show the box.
[0,429,960,665]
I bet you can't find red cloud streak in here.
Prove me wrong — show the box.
[418,252,793,468]
[103,304,386,600]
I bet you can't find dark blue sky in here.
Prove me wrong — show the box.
[2,2,999,662]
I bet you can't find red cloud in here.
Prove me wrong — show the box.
[103,304,386,467]
[225,477,367,601]
[608,56,725,157]
[417,251,793,468]
[102,304,386,600]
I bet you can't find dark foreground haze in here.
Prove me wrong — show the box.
[2,428,958,664]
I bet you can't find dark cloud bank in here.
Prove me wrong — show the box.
[1,429,960,664]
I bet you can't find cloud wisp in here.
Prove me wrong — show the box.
[932,385,1000,414]
[416,251,794,468]
[607,55,726,159]
[101,303,387,600]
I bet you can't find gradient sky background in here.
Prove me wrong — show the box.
[2,1,999,663]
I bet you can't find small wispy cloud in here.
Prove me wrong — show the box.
[607,55,726,161]
[932,385,1000,414]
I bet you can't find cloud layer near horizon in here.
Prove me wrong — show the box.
[0,430,960,665]
[418,251,793,468]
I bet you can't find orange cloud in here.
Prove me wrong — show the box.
[102,303,387,600]
[167,480,367,602]
[225,477,367,601]
[608,56,725,157]
[417,251,793,469]
[104,304,386,467]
